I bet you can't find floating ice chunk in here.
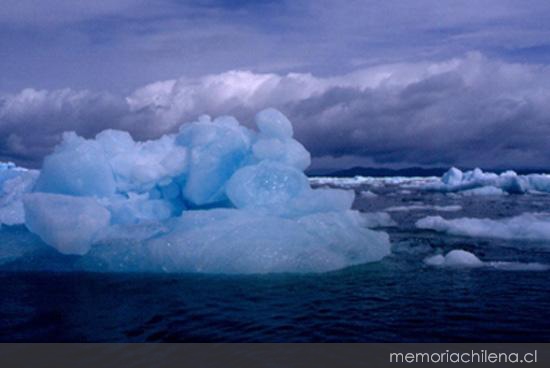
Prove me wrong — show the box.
[425,250,549,271]
[359,211,396,228]
[255,108,293,139]
[35,133,116,197]
[424,250,483,268]
[429,167,550,194]
[416,213,550,240]
[23,193,111,255]
[441,250,483,267]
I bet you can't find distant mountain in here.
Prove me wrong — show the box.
[307,166,550,178]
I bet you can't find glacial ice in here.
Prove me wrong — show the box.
[429,167,550,194]
[416,213,550,241]
[425,250,549,271]
[0,109,391,273]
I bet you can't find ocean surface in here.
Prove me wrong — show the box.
[1,177,550,342]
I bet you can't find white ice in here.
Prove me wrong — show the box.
[416,213,550,241]
[425,250,549,271]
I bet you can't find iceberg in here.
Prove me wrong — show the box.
[0,163,39,226]
[428,167,550,194]
[1,109,391,273]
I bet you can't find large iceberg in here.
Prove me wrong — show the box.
[1,109,391,273]
[428,167,550,194]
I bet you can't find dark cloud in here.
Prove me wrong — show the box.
[2,54,550,170]
[2,1,550,92]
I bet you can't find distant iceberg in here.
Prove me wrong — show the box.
[0,163,39,226]
[427,167,550,194]
[0,109,391,273]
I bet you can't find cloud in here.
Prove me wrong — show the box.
[3,1,550,93]
[2,53,550,170]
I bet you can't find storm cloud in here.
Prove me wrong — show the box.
[2,53,550,170]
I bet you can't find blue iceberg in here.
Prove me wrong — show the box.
[1,109,390,273]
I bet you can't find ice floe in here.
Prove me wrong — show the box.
[416,213,550,241]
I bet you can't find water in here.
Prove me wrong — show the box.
[1,178,550,342]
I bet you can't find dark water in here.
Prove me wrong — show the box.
[1,179,550,342]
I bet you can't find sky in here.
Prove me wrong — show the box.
[1,0,550,170]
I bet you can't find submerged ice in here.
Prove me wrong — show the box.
[0,109,391,273]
